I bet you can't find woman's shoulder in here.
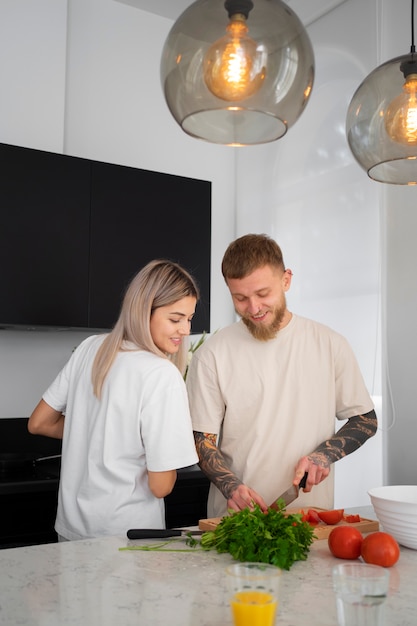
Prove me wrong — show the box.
[120,349,183,381]
[69,334,107,362]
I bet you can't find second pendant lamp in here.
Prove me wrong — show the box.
[346,0,417,184]
[160,0,315,146]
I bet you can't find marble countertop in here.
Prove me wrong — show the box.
[0,506,415,625]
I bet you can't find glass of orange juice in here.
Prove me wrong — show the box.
[226,562,282,626]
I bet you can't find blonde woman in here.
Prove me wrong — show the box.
[29,260,199,540]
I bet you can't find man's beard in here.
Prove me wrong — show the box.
[241,302,287,341]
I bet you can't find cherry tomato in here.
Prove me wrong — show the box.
[317,509,344,525]
[328,526,363,559]
[361,531,400,567]
[344,514,361,523]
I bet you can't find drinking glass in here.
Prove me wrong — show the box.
[225,562,282,626]
[332,562,390,626]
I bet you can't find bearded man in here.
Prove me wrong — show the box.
[186,233,377,518]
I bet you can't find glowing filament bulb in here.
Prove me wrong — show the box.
[203,14,266,102]
[385,73,417,145]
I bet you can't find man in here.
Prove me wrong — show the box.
[186,234,377,518]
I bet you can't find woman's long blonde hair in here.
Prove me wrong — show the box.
[91,259,199,398]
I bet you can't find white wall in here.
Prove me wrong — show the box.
[0,0,67,151]
[378,0,417,488]
[0,0,413,505]
[383,187,417,485]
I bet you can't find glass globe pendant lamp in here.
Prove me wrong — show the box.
[160,0,315,146]
[346,0,417,184]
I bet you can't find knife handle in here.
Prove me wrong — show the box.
[127,529,182,539]
[299,472,308,489]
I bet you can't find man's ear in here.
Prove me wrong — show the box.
[283,268,293,291]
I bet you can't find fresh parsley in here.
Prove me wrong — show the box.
[199,500,315,570]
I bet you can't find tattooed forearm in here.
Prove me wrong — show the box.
[309,409,377,467]
[193,431,243,499]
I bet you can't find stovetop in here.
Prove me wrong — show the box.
[0,466,58,482]
[0,418,62,494]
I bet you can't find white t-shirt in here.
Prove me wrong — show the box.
[186,315,374,517]
[43,334,198,540]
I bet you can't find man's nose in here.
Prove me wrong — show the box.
[246,298,261,314]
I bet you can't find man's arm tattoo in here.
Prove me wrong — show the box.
[309,409,377,467]
[193,431,243,500]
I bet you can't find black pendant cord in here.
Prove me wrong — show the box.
[402,0,417,75]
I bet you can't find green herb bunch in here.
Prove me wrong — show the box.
[199,500,315,570]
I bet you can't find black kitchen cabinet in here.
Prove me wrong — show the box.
[0,418,61,548]
[165,466,209,528]
[0,418,210,548]
[89,161,211,331]
[0,142,211,333]
[0,488,59,549]
[0,144,91,327]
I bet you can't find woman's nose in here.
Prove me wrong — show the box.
[179,320,191,335]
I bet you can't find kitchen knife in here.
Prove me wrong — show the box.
[269,472,308,510]
[127,528,204,540]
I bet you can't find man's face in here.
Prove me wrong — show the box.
[226,265,292,341]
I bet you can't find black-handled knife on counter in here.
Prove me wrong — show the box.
[269,471,308,510]
[127,528,204,540]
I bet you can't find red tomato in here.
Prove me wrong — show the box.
[328,526,363,559]
[361,532,400,567]
[300,509,320,525]
[344,514,361,523]
[300,510,313,525]
[317,509,344,525]
[307,509,321,525]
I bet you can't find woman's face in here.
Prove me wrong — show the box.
[150,295,196,354]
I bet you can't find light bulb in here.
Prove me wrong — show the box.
[385,72,417,145]
[203,13,266,102]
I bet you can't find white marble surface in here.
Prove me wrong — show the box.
[0,507,416,625]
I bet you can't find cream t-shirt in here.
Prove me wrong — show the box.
[187,315,374,517]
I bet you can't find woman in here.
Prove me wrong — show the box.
[28,260,199,540]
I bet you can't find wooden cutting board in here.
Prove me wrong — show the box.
[199,508,379,541]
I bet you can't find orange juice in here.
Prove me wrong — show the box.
[230,590,277,626]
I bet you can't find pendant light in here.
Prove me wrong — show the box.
[160,0,314,146]
[346,0,417,185]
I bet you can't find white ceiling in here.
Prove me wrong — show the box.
[115,0,348,26]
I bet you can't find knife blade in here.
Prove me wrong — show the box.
[269,472,308,510]
[127,528,204,540]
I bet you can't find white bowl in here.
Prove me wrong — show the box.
[368,485,417,550]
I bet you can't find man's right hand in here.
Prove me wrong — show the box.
[193,431,268,513]
[227,484,268,513]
